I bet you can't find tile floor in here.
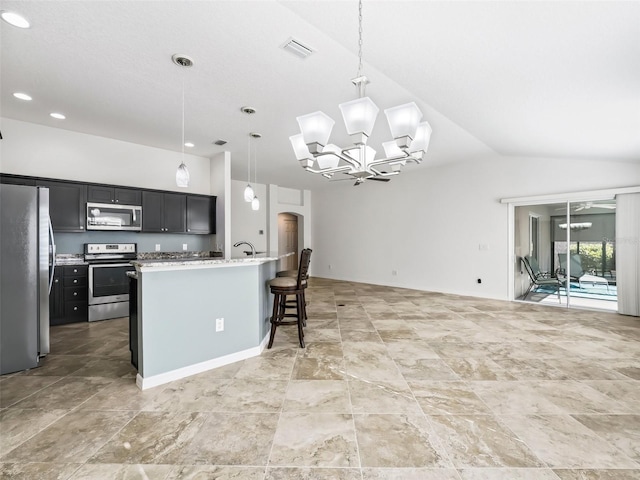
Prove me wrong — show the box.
[1,277,639,479]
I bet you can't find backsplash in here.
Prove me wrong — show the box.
[54,231,217,254]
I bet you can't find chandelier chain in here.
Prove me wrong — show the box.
[356,0,363,78]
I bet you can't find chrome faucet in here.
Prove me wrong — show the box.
[233,241,256,258]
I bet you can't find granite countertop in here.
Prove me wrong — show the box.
[132,252,294,270]
[55,254,87,266]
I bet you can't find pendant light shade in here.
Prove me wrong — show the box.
[316,144,341,169]
[338,96,379,138]
[297,111,335,148]
[251,195,260,211]
[289,133,311,161]
[176,162,190,188]
[384,102,423,144]
[244,184,255,202]
[408,121,433,154]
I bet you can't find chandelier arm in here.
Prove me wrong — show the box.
[304,165,353,175]
[335,150,362,168]
[311,150,362,168]
[369,167,400,177]
[368,153,410,167]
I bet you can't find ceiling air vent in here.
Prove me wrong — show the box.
[213,139,227,146]
[281,37,314,59]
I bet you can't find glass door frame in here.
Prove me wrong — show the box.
[503,188,620,305]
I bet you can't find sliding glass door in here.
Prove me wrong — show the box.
[514,199,617,311]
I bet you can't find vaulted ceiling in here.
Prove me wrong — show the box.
[1,1,639,189]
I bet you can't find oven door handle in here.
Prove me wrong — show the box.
[89,263,134,268]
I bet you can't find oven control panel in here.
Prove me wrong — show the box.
[85,243,136,254]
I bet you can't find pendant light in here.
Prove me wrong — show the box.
[242,107,256,202]
[172,54,193,188]
[251,132,261,211]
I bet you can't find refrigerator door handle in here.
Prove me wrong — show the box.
[48,215,56,294]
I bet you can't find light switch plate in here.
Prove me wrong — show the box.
[155,244,161,252]
[182,244,188,251]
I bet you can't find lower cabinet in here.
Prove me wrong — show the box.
[50,265,88,325]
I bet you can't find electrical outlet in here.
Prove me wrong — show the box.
[155,244,161,252]
[215,317,224,332]
[182,243,188,251]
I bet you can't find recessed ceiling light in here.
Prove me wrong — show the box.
[1,11,30,29]
[184,142,194,148]
[50,113,65,120]
[13,92,32,101]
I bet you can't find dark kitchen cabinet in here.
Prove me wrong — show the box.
[186,195,216,234]
[36,180,86,232]
[0,174,36,186]
[87,185,141,205]
[50,265,88,325]
[142,191,186,233]
[49,266,64,323]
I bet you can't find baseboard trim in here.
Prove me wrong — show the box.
[136,334,269,390]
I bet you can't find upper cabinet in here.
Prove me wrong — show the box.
[186,195,216,234]
[142,191,186,233]
[36,180,87,232]
[2,174,215,235]
[0,174,36,186]
[87,185,141,205]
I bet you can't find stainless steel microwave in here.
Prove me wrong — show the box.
[86,202,142,231]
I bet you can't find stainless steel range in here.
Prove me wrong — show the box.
[85,243,137,322]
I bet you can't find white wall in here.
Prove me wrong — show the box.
[230,180,268,256]
[311,154,640,300]
[0,118,211,194]
[210,152,231,256]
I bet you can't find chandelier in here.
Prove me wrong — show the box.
[290,0,432,184]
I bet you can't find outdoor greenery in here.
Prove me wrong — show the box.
[570,242,615,274]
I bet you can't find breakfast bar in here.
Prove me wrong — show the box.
[130,255,282,390]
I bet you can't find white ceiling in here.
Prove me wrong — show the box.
[1,1,639,190]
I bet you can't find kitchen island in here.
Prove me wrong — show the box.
[130,255,287,390]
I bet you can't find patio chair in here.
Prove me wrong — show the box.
[522,255,562,302]
[557,253,609,291]
[557,253,589,281]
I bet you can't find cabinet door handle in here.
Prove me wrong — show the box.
[115,199,119,203]
[73,268,78,273]
[73,306,78,311]
[73,279,78,284]
[54,279,59,283]
[73,292,78,296]
[80,226,84,229]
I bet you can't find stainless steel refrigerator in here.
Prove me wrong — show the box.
[1,184,54,375]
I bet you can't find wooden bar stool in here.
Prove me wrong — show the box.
[267,248,312,349]
[276,250,312,325]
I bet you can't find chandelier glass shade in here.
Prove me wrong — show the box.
[289,1,432,182]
